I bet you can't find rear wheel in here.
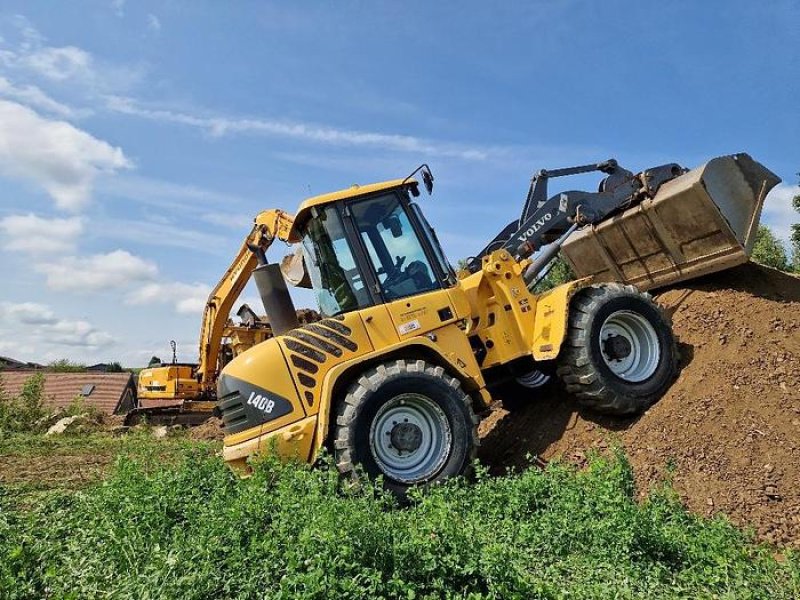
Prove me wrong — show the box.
[334,359,478,497]
[556,284,678,415]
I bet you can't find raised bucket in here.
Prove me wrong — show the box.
[561,153,781,291]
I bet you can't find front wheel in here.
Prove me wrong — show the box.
[556,284,678,415]
[333,359,478,497]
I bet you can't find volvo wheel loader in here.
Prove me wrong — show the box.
[216,153,779,496]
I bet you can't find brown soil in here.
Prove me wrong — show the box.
[478,263,800,547]
[187,417,225,441]
[0,454,113,491]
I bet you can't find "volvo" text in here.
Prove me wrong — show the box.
[517,212,552,242]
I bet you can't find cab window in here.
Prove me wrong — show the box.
[300,205,370,316]
[350,193,440,301]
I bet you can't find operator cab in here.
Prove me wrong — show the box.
[292,173,456,317]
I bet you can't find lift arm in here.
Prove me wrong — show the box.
[196,209,295,395]
[468,160,685,274]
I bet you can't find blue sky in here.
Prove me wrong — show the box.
[0,1,797,366]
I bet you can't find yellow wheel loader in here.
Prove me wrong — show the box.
[216,154,779,496]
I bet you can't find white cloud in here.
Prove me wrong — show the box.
[50,320,114,347]
[104,96,493,161]
[0,213,83,253]
[1,302,57,325]
[0,301,114,348]
[19,45,93,82]
[762,182,799,247]
[147,14,162,32]
[0,17,145,94]
[0,75,76,117]
[0,100,130,210]
[36,249,158,291]
[126,281,211,315]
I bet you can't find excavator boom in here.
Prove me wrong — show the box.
[196,209,295,393]
[129,209,297,424]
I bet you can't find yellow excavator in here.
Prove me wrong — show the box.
[129,210,318,425]
[210,154,777,496]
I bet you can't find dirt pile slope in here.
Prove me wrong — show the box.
[478,262,800,546]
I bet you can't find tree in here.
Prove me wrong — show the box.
[47,359,86,372]
[532,254,576,292]
[148,356,162,367]
[751,225,790,271]
[105,362,124,372]
[0,372,50,432]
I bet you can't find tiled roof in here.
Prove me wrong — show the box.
[0,371,135,415]
[0,356,43,370]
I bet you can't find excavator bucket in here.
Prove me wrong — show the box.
[561,154,781,291]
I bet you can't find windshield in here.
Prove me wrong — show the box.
[411,202,455,285]
[300,206,370,316]
[351,193,440,301]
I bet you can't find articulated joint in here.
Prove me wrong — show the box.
[481,250,526,279]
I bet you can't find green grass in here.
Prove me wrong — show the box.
[1,442,797,599]
[0,430,219,506]
[0,428,214,457]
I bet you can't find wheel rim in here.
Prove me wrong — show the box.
[599,310,661,382]
[369,393,452,484]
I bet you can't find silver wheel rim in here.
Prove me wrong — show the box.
[369,393,452,484]
[599,310,660,382]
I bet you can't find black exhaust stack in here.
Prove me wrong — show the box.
[249,245,300,336]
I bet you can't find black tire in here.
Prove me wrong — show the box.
[333,359,478,497]
[556,283,678,415]
[494,370,552,412]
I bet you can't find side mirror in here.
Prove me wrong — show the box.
[402,163,434,196]
[421,166,434,195]
[382,215,403,238]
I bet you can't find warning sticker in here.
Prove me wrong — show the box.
[398,319,421,335]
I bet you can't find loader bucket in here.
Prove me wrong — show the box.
[560,154,781,291]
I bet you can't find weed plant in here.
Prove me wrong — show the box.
[0,374,50,434]
[1,449,797,599]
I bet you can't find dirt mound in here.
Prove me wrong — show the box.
[187,417,225,441]
[478,263,800,547]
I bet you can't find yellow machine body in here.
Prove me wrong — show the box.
[209,154,778,479]
[219,177,584,472]
[136,364,200,404]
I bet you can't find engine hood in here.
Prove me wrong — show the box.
[216,337,303,436]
